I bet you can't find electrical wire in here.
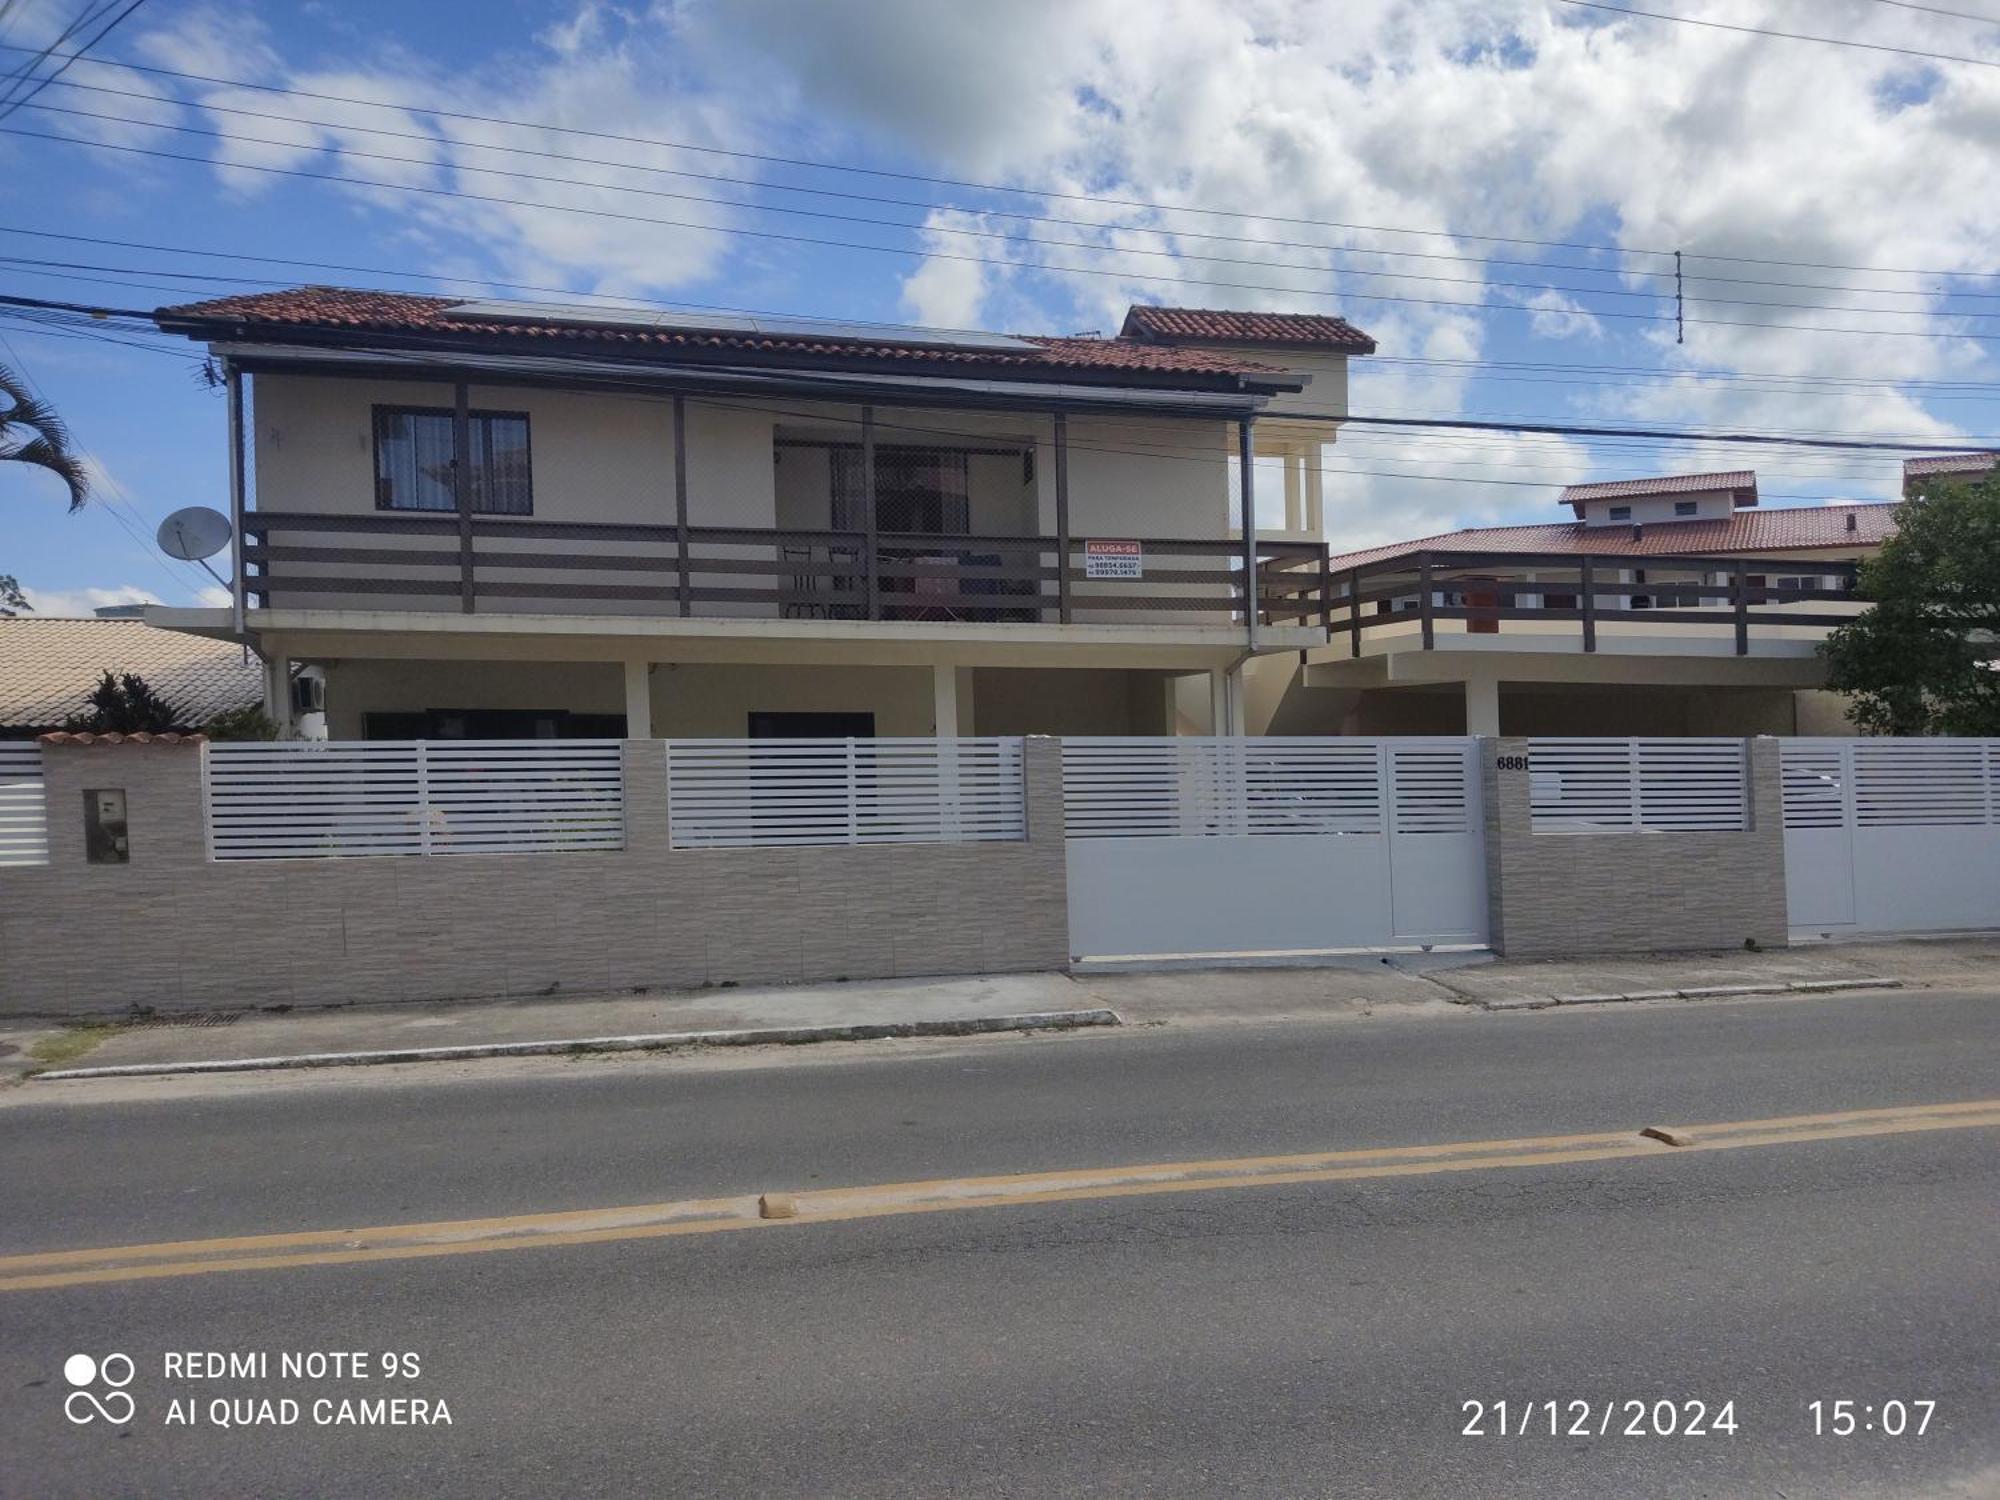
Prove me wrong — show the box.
[24,96,2000,324]
[0,0,144,121]
[1555,0,2000,68]
[7,36,2000,282]
[14,124,2000,343]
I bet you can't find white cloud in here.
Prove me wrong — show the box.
[52,0,2000,544]
[1517,288,1603,341]
[19,584,160,617]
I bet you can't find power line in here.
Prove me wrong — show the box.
[15,123,2000,343]
[14,76,1686,288]
[13,226,2000,411]
[1556,0,2000,68]
[0,322,210,600]
[32,69,2000,301]
[0,0,115,108]
[0,0,144,120]
[1865,0,2000,22]
[13,99,1691,307]
[9,37,2000,284]
[26,96,2000,322]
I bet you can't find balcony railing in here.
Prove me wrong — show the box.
[1329,550,1865,656]
[242,513,1333,630]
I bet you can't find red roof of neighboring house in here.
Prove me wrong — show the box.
[1326,503,1899,571]
[1118,304,1377,353]
[1903,452,1996,479]
[155,288,1309,381]
[1558,470,1758,508]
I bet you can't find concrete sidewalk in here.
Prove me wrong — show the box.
[7,935,1995,1083]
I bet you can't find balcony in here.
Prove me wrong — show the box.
[242,513,1333,634]
[1327,549,1865,658]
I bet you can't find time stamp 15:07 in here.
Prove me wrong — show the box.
[1459,1399,1938,1438]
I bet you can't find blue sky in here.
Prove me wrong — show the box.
[3,0,1999,611]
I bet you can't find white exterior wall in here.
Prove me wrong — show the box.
[252,374,778,616]
[251,375,1236,623]
[1577,490,1736,526]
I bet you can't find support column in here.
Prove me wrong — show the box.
[861,405,880,621]
[624,660,653,740]
[261,648,293,737]
[225,360,247,637]
[931,662,960,739]
[1209,666,1246,737]
[1053,411,1072,625]
[453,381,474,614]
[1464,673,1501,737]
[1238,418,1259,651]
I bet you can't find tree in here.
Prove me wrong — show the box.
[64,671,188,734]
[1821,474,2000,736]
[1,364,89,512]
[201,704,280,741]
[3,363,89,611]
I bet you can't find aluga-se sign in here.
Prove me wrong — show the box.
[1083,539,1143,580]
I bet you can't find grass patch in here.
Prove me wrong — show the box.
[27,1024,126,1071]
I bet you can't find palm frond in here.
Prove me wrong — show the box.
[0,363,89,511]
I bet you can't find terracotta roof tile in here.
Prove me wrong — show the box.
[1903,452,1996,478]
[1327,503,1900,571]
[154,288,1296,380]
[0,618,262,732]
[37,731,206,746]
[1119,304,1377,353]
[1559,470,1758,505]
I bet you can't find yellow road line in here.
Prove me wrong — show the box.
[3,1098,1995,1293]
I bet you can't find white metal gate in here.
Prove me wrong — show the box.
[1781,738,2000,937]
[1061,737,1487,959]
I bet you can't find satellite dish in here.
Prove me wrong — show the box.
[157,506,232,562]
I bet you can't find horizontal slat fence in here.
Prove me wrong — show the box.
[1061,737,1478,839]
[0,743,48,867]
[666,738,1025,849]
[206,740,625,859]
[1781,738,2000,829]
[1528,738,1747,834]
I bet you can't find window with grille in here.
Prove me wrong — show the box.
[373,405,533,514]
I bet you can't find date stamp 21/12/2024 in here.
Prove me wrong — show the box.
[1459,1399,1938,1439]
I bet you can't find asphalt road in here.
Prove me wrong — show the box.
[3,988,1997,1498]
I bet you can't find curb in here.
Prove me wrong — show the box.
[30,1008,1124,1081]
[1474,977,1903,1012]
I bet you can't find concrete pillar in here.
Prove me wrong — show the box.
[1464,674,1501,736]
[1209,665,1246,736]
[623,660,653,739]
[261,648,293,736]
[932,661,960,738]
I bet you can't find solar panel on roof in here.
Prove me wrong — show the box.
[444,300,1040,353]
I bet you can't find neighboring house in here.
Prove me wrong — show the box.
[1250,471,1898,738]
[0,615,263,737]
[140,291,1376,740]
[1902,451,1996,498]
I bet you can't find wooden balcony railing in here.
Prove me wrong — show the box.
[242,513,1333,630]
[1329,549,1866,657]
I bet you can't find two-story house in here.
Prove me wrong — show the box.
[1250,470,1897,738]
[143,293,1371,741]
